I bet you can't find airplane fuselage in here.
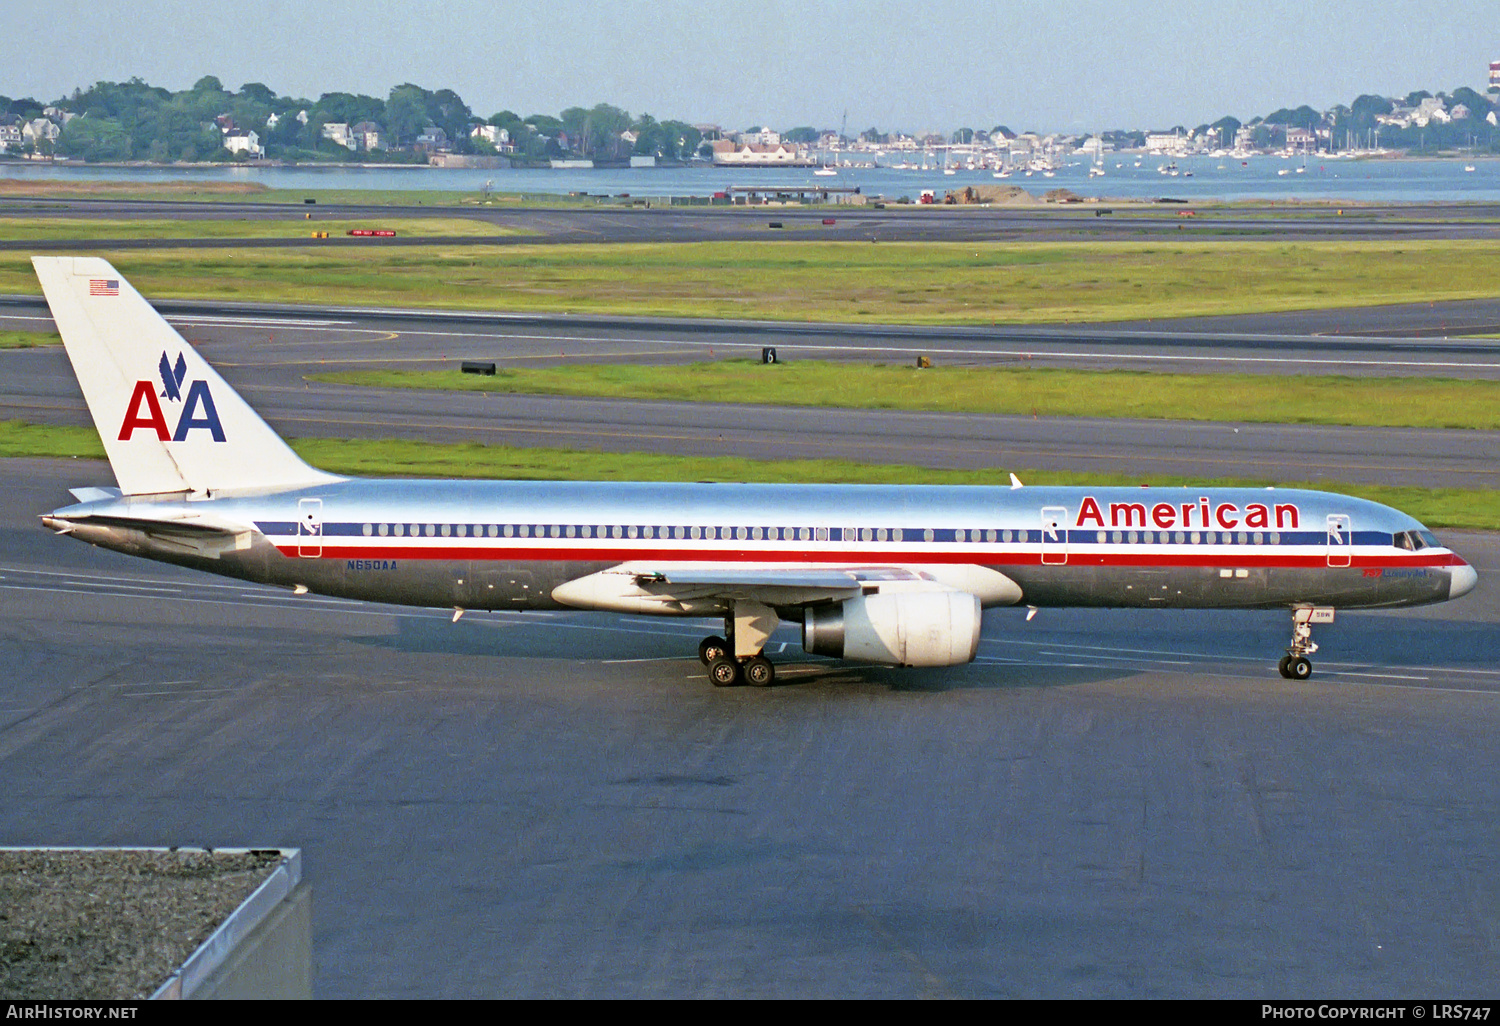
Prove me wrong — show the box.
[46,481,1474,616]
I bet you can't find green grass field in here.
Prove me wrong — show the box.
[0,330,59,348]
[4,421,1492,530]
[314,362,1500,431]
[3,239,1498,324]
[0,217,522,241]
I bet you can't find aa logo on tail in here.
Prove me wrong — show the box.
[159,352,187,401]
[118,350,226,442]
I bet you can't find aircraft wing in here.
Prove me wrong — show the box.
[552,563,950,613]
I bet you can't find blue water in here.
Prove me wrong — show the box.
[4,155,1500,203]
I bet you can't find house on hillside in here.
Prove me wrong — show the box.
[470,123,509,150]
[21,118,60,145]
[1411,97,1449,127]
[0,114,21,153]
[352,121,386,151]
[224,130,263,158]
[320,122,357,150]
[414,126,450,153]
[1285,127,1316,152]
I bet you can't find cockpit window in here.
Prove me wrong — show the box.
[1395,530,1440,551]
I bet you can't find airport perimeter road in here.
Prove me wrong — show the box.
[5,196,1500,246]
[1,304,1497,488]
[1,458,1495,997]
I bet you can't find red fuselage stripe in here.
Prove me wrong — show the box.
[275,544,1469,569]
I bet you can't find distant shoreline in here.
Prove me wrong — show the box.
[2,153,1497,173]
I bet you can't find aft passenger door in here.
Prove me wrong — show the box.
[1040,506,1068,565]
[298,497,323,558]
[1326,514,1352,568]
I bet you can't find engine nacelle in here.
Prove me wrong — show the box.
[803,591,982,667]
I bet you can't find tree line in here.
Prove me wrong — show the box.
[0,77,708,164]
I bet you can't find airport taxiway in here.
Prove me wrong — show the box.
[1,458,1495,997]
[1,300,1497,488]
[6,196,1500,247]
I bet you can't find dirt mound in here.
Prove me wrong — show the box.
[942,185,1038,205]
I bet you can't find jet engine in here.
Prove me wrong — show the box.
[802,591,982,667]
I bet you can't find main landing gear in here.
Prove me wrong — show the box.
[699,634,777,687]
[698,603,780,688]
[1278,607,1333,680]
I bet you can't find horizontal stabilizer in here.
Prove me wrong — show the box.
[68,486,122,503]
[41,509,256,560]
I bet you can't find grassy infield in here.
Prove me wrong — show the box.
[3,237,1500,324]
[0,218,522,242]
[2,202,1496,527]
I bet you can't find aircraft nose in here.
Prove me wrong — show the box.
[1449,562,1478,600]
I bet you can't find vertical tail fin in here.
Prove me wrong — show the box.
[33,256,340,496]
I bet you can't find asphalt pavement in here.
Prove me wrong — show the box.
[4,196,1500,247]
[2,458,1496,997]
[3,206,1497,998]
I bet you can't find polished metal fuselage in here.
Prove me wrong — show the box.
[45,480,1471,615]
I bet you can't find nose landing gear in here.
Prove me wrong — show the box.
[1279,607,1334,679]
[1278,653,1313,680]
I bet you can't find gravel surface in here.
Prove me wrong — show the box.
[0,848,281,999]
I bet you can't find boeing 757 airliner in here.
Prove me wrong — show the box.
[33,257,1477,686]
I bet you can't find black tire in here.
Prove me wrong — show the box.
[1288,656,1313,681]
[699,635,727,665]
[743,655,775,688]
[1278,655,1293,679]
[708,656,742,688]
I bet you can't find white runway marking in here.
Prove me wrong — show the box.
[1327,670,1431,681]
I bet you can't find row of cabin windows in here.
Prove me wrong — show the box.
[1096,530,1282,546]
[354,523,940,541]
[350,523,1296,545]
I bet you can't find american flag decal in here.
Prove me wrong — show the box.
[89,279,120,296]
